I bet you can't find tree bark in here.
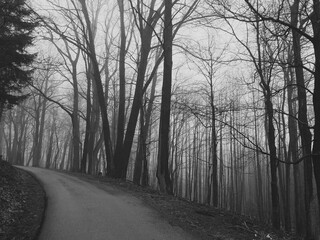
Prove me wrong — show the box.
[114,0,162,179]
[254,12,280,229]
[290,2,313,236]
[310,0,320,216]
[114,0,127,176]
[157,0,173,194]
[79,0,114,176]
[209,78,218,207]
[81,65,91,173]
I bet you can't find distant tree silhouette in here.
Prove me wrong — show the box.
[0,0,38,121]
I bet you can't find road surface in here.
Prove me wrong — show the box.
[21,167,196,240]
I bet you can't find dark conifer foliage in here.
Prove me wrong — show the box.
[0,0,37,118]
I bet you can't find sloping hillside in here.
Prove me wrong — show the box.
[0,160,45,240]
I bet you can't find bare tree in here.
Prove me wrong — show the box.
[78,0,114,175]
[157,0,174,194]
[243,0,320,224]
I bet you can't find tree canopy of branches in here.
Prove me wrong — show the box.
[2,0,320,238]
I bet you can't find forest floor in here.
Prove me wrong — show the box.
[0,160,45,240]
[0,163,300,240]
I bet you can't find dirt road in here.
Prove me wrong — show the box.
[21,167,196,240]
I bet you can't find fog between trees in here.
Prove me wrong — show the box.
[1,0,320,238]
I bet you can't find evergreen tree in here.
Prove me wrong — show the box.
[0,0,38,121]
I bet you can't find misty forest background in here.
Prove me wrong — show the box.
[1,0,320,238]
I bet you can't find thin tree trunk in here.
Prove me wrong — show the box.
[209,83,218,207]
[253,90,264,221]
[45,120,55,169]
[81,64,92,173]
[133,106,145,185]
[289,82,305,235]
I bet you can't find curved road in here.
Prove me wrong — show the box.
[21,167,196,240]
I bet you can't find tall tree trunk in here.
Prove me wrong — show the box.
[280,63,291,232]
[32,80,48,167]
[219,114,224,207]
[209,81,218,207]
[290,1,313,236]
[71,65,80,172]
[133,106,145,185]
[265,94,280,229]
[81,66,92,173]
[114,0,162,179]
[310,0,320,217]
[79,0,114,176]
[255,12,280,229]
[133,54,159,185]
[114,0,127,176]
[253,90,264,221]
[45,119,55,169]
[157,0,173,194]
[287,64,305,235]
[60,131,71,170]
